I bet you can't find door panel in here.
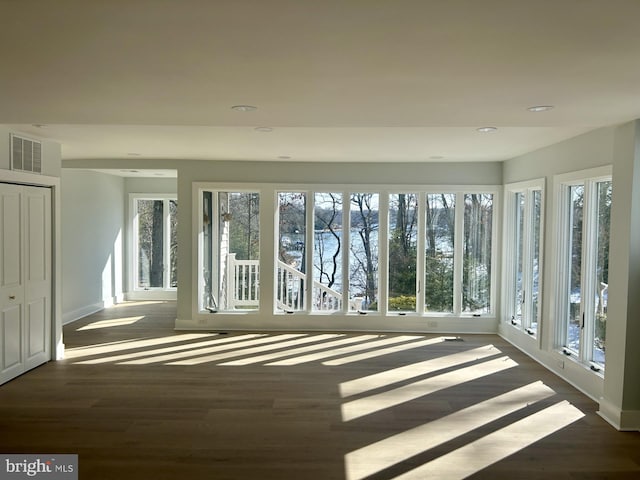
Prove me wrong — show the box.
[1,305,23,382]
[23,187,51,369]
[27,298,46,361]
[26,192,47,283]
[1,187,22,289]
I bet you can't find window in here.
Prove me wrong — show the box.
[504,180,544,336]
[424,193,455,313]
[349,193,379,312]
[463,193,493,314]
[200,190,260,311]
[388,193,418,312]
[313,193,343,312]
[555,168,611,371]
[277,192,306,312]
[132,196,177,291]
[195,184,497,319]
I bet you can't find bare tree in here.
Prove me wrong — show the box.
[350,193,378,309]
[314,193,342,289]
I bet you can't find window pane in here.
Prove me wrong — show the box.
[529,189,542,334]
[277,192,306,311]
[388,194,418,312]
[350,193,379,311]
[566,185,583,353]
[169,200,178,288]
[227,193,260,309]
[137,199,164,288]
[513,192,525,325]
[592,181,611,367]
[201,192,260,311]
[425,194,455,313]
[463,193,493,314]
[313,193,343,312]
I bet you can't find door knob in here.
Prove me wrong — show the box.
[9,295,15,300]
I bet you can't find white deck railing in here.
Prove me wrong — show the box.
[226,254,260,308]
[227,254,342,311]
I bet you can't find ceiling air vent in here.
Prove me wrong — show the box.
[10,134,42,174]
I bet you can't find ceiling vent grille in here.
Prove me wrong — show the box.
[10,134,42,174]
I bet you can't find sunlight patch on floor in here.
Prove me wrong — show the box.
[344,381,556,480]
[77,316,145,331]
[219,334,378,366]
[166,333,343,366]
[392,400,584,479]
[341,356,517,421]
[75,333,270,365]
[340,345,501,398]
[64,333,212,360]
[323,336,444,366]
[264,335,427,367]
[110,300,167,308]
[120,333,318,365]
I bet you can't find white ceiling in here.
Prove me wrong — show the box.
[2,0,640,164]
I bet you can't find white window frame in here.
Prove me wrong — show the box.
[552,166,612,373]
[192,182,499,322]
[503,178,545,338]
[129,194,177,295]
[197,187,261,313]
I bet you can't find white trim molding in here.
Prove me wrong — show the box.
[598,398,640,431]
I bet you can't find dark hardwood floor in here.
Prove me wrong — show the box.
[1,301,639,479]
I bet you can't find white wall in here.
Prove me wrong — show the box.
[501,122,640,430]
[61,170,125,324]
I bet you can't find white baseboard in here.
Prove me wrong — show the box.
[62,295,124,325]
[62,302,105,325]
[598,398,640,431]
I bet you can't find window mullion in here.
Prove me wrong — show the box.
[416,193,426,314]
[304,191,314,313]
[378,193,389,316]
[581,180,598,364]
[342,190,350,313]
[453,192,464,315]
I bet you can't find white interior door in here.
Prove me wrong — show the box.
[0,184,25,383]
[0,183,51,384]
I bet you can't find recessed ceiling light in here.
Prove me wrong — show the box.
[32,124,47,128]
[429,155,444,160]
[231,105,257,112]
[153,173,164,176]
[527,105,554,112]
[254,127,273,132]
[127,152,141,156]
[278,155,291,160]
[476,126,498,133]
